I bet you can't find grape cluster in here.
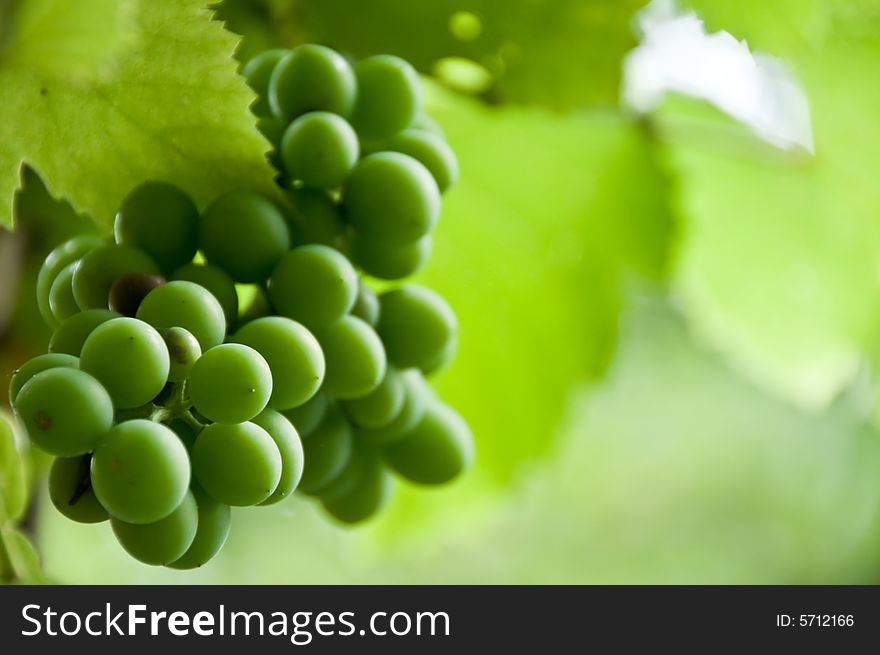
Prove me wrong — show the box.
[8,44,472,569]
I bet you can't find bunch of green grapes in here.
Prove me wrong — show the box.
[8,45,472,569]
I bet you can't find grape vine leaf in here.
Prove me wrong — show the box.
[219,0,650,109]
[658,3,880,407]
[0,0,278,230]
[416,85,674,480]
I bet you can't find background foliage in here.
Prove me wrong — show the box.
[2,0,880,583]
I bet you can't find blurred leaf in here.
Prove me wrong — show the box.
[1,525,45,584]
[0,0,278,229]
[0,416,27,523]
[415,85,674,480]
[221,0,649,108]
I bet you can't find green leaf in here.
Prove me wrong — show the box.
[418,85,674,480]
[661,6,880,407]
[0,415,27,523]
[0,526,45,584]
[0,0,279,229]
[221,0,649,109]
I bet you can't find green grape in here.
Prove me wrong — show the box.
[9,353,79,406]
[268,245,358,327]
[341,367,405,430]
[350,232,431,280]
[385,129,459,192]
[72,243,159,310]
[199,191,290,283]
[14,368,113,457]
[343,152,440,243]
[377,285,457,373]
[242,49,287,116]
[167,486,231,570]
[108,272,166,317]
[285,188,347,250]
[170,263,239,325]
[384,403,474,485]
[314,316,386,399]
[48,309,120,356]
[322,453,393,524]
[80,317,170,409]
[165,418,198,452]
[188,344,272,424]
[91,419,191,524]
[280,111,359,189]
[237,284,273,326]
[351,282,380,327]
[313,446,363,501]
[114,181,200,275]
[192,422,282,506]
[48,455,108,524]
[297,404,353,493]
[411,113,445,138]
[37,235,105,328]
[351,55,421,139]
[136,280,226,351]
[257,115,287,172]
[111,491,198,566]
[161,327,202,383]
[282,392,329,438]
[234,317,325,410]
[252,409,305,505]
[355,369,430,446]
[48,262,80,322]
[269,44,356,121]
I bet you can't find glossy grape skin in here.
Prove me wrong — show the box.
[72,243,159,310]
[80,317,170,409]
[111,491,198,566]
[199,192,290,283]
[314,315,387,399]
[48,262,80,322]
[170,263,239,325]
[108,272,166,317]
[268,245,358,327]
[252,409,305,505]
[167,486,231,570]
[114,182,200,275]
[14,368,113,457]
[268,44,356,121]
[234,317,325,410]
[377,285,457,373]
[91,420,191,524]
[48,455,108,524]
[351,283,380,327]
[322,454,393,524]
[343,152,440,243]
[192,422,282,506]
[188,344,272,424]
[8,353,79,406]
[48,309,120,356]
[384,403,474,485]
[285,188,347,250]
[350,233,431,280]
[351,55,421,139]
[37,235,104,327]
[242,49,287,116]
[281,112,359,189]
[161,327,202,383]
[282,392,329,438]
[136,280,226,351]
[355,369,430,446]
[341,367,405,430]
[297,404,353,494]
[385,129,458,192]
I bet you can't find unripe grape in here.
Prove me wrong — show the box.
[252,409,305,505]
[37,235,105,327]
[170,263,239,326]
[48,455,109,524]
[280,111,359,189]
[136,280,226,351]
[111,491,198,565]
[9,353,79,406]
[48,309,120,357]
[167,486,231,570]
[351,55,421,139]
[48,262,80,322]
[269,44,356,121]
[161,327,202,383]
[188,344,272,424]
[377,285,457,373]
[242,49,287,117]
[108,271,166,317]
[72,244,159,310]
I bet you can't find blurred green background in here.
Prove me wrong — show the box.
[3,0,880,583]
